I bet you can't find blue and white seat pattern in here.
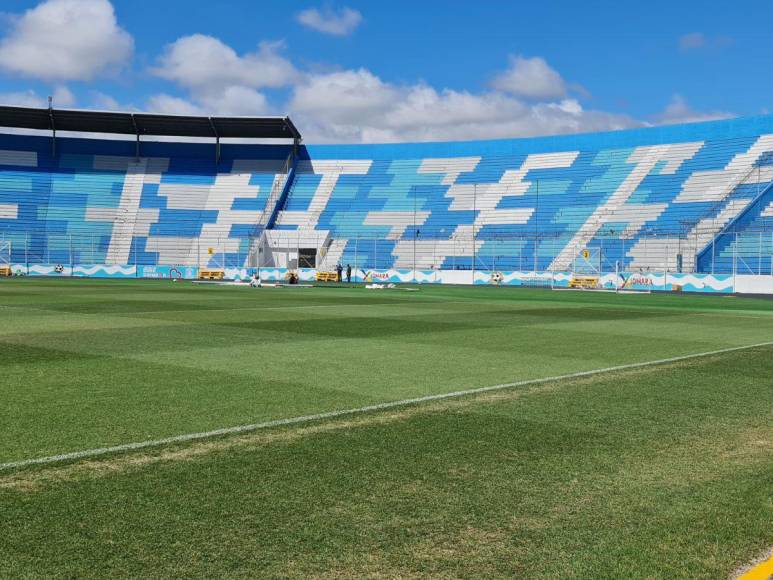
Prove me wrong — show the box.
[2,118,773,274]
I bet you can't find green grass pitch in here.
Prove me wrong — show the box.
[0,278,771,577]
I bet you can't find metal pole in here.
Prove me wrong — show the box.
[732,232,737,282]
[693,228,698,273]
[534,179,539,272]
[759,231,763,275]
[472,184,477,282]
[413,186,417,283]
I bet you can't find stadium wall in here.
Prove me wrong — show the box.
[2,115,773,292]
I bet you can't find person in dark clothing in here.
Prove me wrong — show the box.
[336,263,343,282]
[346,264,352,283]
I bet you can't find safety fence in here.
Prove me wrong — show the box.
[1,230,772,275]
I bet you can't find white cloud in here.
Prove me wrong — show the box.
[0,0,133,81]
[197,85,269,116]
[89,91,121,110]
[146,94,205,116]
[0,89,48,107]
[152,35,297,92]
[290,68,639,143]
[679,32,733,52]
[149,34,296,117]
[0,85,74,108]
[491,55,567,100]
[291,68,398,123]
[149,35,637,142]
[655,94,734,124]
[146,86,269,117]
[52,85,75,107]
[679,32,706,51]
[296,6,362,36]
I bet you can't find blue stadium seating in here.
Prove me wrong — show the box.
[2,114,773,274]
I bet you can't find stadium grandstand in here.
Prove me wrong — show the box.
[0,105,772,286]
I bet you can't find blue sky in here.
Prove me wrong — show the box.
[0,0,769,143]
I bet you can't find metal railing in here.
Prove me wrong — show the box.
[1,230,771,275]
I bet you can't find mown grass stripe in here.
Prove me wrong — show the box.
[2,340,772,472]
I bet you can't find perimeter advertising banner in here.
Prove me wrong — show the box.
[138,265,198,279]
[9,263,739,293]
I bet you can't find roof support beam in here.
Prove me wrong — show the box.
[208,118,220,164]
[130,114,140,159]
[48,106,56,157]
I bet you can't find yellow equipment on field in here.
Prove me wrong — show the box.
[198,270,224,280]
[316,271,339,282]
[569,276,599,289]
[0,266,11,277]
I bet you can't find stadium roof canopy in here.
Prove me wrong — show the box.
[0,105,301,141]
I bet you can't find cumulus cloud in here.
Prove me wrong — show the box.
[151,35,297,91]
[52,85,75,107]
[149,34,297,117]
[296,6,362,36]
[0,89,48,108]
[0,85,75,108]
[89,91,121,110]
[655,94,734,124]
[145,35,641,143]
[194,85,270,116]
[146,86,270,117]
[146,94,205,116]
[490,55,567,100]
[0,0,133,81]
[290,68,639,143]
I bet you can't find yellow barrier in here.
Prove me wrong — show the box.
[569,276,599,289]
[199,270,224,280]
[316,271,339,282]
[0,266,11,277]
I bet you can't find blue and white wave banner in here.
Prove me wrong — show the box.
[138,265,198,279]
[73,264,137,278]
[5,263,738,293]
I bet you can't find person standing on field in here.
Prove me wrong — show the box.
[336,263,343,282]
[346,264,352,283]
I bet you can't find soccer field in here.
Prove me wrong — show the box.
[1,279,772,577]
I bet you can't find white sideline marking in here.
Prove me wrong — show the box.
[2,341,772,472]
